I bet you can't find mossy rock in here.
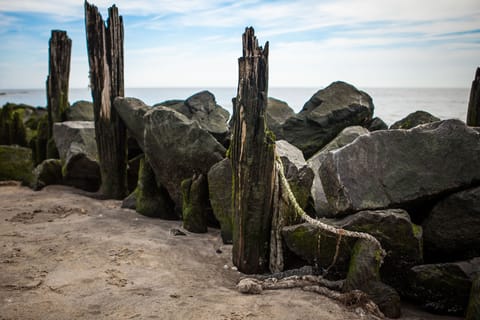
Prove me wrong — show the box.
[135,157,176,219]
[390,110,440,130]
[65,100,94,121]
[466,273,480,320]
[31,159,62,190]
[0,145,34,185]
[182,174,210,233]
[63,153,100,192]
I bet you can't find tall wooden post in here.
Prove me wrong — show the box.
[231,27,275,274]
[85,1,128,199]
[467,67,480,126]
[46,30,71,157]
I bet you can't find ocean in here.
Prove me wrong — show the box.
[0,87,470,126]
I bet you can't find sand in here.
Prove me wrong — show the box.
[0,184,463,320]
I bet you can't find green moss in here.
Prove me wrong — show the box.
[181,175,208,233]
[0,145,34,185]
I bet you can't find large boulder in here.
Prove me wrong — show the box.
[182,174,210,233]
[0,145,34,185]
[423,186,480,262]
[113,97,150,151]
[208,158,233,244]
[307,126,369,217]
[320,119,480,216]
[144,106,225,216]
[282,209,423,287]
[266,97,295,134]
[31,159,63,190]
[53,121,100,192]
[156,91,230,144]
[406,258,480,315]
[65,100,94,121]
[280,81,374,159]
[390,110,440,130]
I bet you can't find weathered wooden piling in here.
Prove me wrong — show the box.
[46,30,71,157]
[467,67,480,126]
[85,2,128,199]
[231,27,275,274]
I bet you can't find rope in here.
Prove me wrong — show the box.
[275,154,385,258]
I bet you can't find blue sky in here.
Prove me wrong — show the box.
[0,0,479,89]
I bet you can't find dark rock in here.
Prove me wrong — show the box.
[320,119,480,216]
[367,117,388,131]
[113,97,150,151]
[466,273,480,320]
[144,106,225,216]
[282,209,422,288]
[31,159,62,190]
[423,186,480,262]
[182,174,210,233]
[466,67,480,126]
[406,258,480,315]
[134,156,176,219]
[208,158,233,244]
[344,239,401,318]
[266,97,295,133]
[121,191,136,209]
[63,153,100,192]
[390,110,440,130]
[127,154,142,193]
[157,91,230,144]
[0,145,34,185]
[65,100,94,121]
[307,126,369,217]
[280,81,374,159]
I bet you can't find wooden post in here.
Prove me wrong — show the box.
[231,27,275,274]
[85,1,128,199]
[467,67,480,126]
[46,30,71,157]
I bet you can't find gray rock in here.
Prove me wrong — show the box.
[307,126,369,217]
[113,97,150,151]
[423,186,480,262]
[157,91,230,144]
[65,100,94,121]
[280,81,374,158]
[121,192,136,209]
[367,117,388,131]
[266,97,295,133]
[53,121,100,192]
[32,159,62,190]
[144,106,226,215]
[0,145,34,185]
[208,158,233,244]
[406,258,480,315]
[390,110,440,130]
[320,119,480,216]
[282,209,422,287]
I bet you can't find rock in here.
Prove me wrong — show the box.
[53,121,100,192]
[65,100,94,121]
[127,154,142,194]
[344,239,401,318]
[282,209,422,288]
[390,110,440,129]
[0,145,34,185]
[466,67,480,126]
[367,117,388,131]
[320,119,480,216]
[423,186,480,262]
[276,140,314,211]
[144,106,225,216]
[466,273,480,320]
[406,258,480,315]
[121,191,136,209]
[134,156,176,219]
[157,91,230,144]
[307,126,369,217]
[280,81,374,159]
[208,158,233,244]
[113,97,150,151]
[182,174,210,233]
[31,159,62,190]
[266,97,295,133]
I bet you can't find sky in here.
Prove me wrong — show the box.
[0,0,479,89]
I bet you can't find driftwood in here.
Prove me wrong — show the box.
[46,30,71,157]
[231,27,275,274]
[467,67,480,126]
[85,2,128,199]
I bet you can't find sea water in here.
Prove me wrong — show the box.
[0,87,470,126]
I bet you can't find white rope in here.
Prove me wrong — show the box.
[275,154,385,257]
